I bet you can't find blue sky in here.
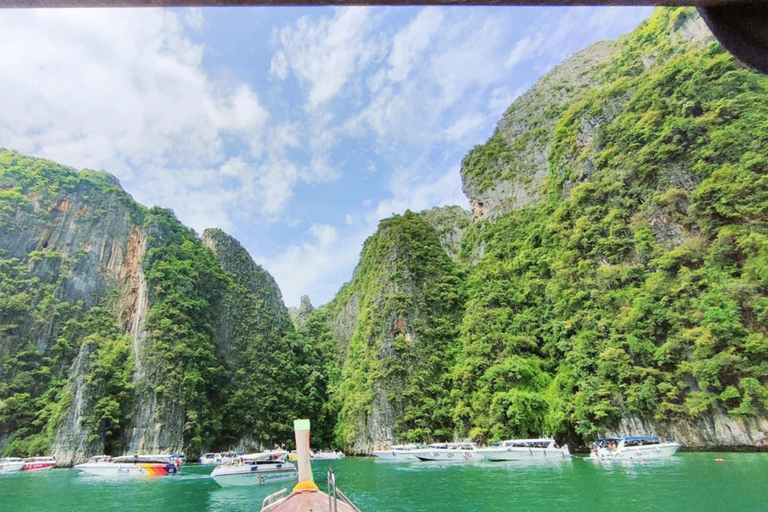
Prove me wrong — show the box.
[0,6,653,307]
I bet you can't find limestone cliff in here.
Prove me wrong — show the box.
[326,211,466,453]
[461,11,713,221]
[0,150,316,463]
[325,8,768,452]
[454,8,768,450]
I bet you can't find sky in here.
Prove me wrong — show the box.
[0,5,653,307]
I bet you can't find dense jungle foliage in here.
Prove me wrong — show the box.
[0,150,141,456]
[326,211,466,447]
[0,150,333,457]
[3,7,768,457]
[452,8,768,442]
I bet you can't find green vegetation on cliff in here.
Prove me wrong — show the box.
[327,211,466,449]
[0,150,331,459]
[455,8,768,442]
[0,151,141,457]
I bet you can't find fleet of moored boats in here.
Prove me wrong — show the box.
[0,434,682,495]
[0,433,685,512]
[372,435,679,463]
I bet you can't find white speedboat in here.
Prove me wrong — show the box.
[211,450,297,487]
[74,455,180,477]
[413,443,484,462]
[21,456,56,472]
[0,457,25,473]
[199,452,224,465]
[311,450,345,461]
[586,436,681,461]
[372,444,420,461]
[478,438,570,461]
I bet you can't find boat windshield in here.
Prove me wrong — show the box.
[503,441,553,449]
[113,455,172,464]
[623,436,661,447]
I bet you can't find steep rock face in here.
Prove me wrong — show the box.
[454,8,768,449]
[202,228,293,357]
[297,295,314,329]
[607,413,768,449]
[327,211,465,452]
[418,206,471,261]
[460,13,713,222]
[0,150,324,463]
[0,150,150,462]
[202,228,311,449]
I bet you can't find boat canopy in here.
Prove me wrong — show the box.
[596,436,660,443]
[241,450,288,462]
[113,455,174,464]
[500,438,557,448]
[501,438,555,444]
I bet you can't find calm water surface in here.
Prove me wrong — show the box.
[1,453,767,512]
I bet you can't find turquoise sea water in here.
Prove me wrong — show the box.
[1,453,767,512]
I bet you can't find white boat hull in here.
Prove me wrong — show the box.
[0,461,25,473]
[480,448,570,461]
[312,453,344,461]
[372,450,418,461]
[211,467,297,487]
[74,463,176,477]
[21,463,55,472]
[589,443,681,461]
[413,450,484,462]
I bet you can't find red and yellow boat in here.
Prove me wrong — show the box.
[21,456,56,472]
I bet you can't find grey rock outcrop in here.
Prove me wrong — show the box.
[419,205,471,261]
[297,295,314,328]
[460,14,713,222]
[606,413,768,450]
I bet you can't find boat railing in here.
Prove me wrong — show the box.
[261,488,288,510]
[327,468,361,512]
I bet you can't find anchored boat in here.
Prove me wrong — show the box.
[199,452,224,465]
[412,443,484,462]
[311,450,345,461]
[0,457,24,473]
[372,444,420,461]
[478,438,570,461]
[210,451,297,487]
[586,436,681,461]
[74,455,180,477]
[21,456,56,472]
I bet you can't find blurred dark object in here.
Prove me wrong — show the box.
[698,3,768,74]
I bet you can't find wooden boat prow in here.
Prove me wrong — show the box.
[262,481,359,512]
[261,419,361,512]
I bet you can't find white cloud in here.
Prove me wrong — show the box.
[505,36,532,70]
[372,165,469,223]
[309,223,338,249]
[443,114,487,142]
[270,7,380,110]
[0,9,270,232]
[184,7,204,30]
[345,9,516,149]
[260,226,365,307]
[345,214,355,225]
[387,7,444,83]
